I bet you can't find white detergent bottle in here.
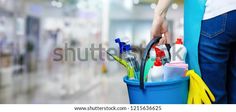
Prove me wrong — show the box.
[170,38,187,62]
[147,58,164,82]
[157,45,170,61]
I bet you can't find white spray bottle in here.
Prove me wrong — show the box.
[147,58,164,82]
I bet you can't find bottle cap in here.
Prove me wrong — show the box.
[154,58,162,66]
[115,38,121,43]
[115,38,126,54]
[123,44,131,52]
[176,38,183,44]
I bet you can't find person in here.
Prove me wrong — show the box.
[151,0,236,103]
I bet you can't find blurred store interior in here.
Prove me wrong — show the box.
[0,0,183,103]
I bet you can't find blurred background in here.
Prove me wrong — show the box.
[0,0,183,104]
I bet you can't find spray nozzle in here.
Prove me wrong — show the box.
[115,38,126,54]
[123,44,131,52]
[153,46,165,58]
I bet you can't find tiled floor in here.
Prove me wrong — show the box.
[0,62,129,104]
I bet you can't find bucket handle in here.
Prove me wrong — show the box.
[140,37,161,89]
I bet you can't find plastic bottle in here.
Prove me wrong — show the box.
[123,44,140,80]
[154,46,166,65]
[170,38,187,62]
[147,58,164,82]
[115,38,140,79]
[144,46,167,81]
[144,47,157,81]
[157,45,170,64]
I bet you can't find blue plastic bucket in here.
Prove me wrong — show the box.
[123,37,189,104]
[124,76,189,104]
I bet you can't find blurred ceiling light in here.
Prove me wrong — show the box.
[133,0,140,4]
[56,2,63,8]
[51,0,63,8]
[76,0,86,10]
[76,2,81,9]
[51,0,57,6]
[150,3,156,9]
[124,0,133,10]
[171,3,178,10]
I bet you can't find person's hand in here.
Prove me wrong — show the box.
[151,15,170,45]
[151,0,171,45]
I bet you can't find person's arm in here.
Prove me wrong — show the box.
[151,0,172,45]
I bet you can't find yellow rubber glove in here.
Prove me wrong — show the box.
[106,51,135,79]
[188,75,202,104]
[186,70,216,104]
[190,70,215,104]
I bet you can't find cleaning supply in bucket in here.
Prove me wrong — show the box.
[186,70,215,104]
[170,38,187,62]
[165,62,188,70]
[123,44,140,79]
[157,45,170,64]
[106,51,135,79]
[163,65,186,81]
[115,38,126,54]
[156,47,168,65]
[163,43,188,82]
[147,58,164,82]
[145,46,166,82]
[115,38,140,80]
[144,47,157,82]
[164,62,188,81]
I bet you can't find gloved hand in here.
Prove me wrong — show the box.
[186,70,215,104]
